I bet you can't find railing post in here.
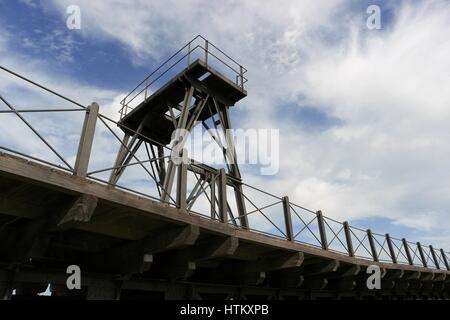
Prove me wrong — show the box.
[417,242,427,268]
[429,245,440,270]
[282,196,293,242]
[316,211,328,250]
[144,80,148,100]
[343,221,354,257]
[74,102,99,177]
[385,234,397,264]
[440,249,450,271]
[187,42,191,66]
[205,40,209,66]
[119,101,124,120]
[210,173,216,219]
[218,168,227,223]
[402,238,413,265]
[176,159,187,211]
[239,65,244,89]
[367,229,379,262]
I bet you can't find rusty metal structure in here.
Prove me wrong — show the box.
[0,35,449,300]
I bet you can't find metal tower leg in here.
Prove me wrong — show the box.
[157,145,166,182]
[109,139,142,185]
[218,101,248,228]
[108,112,152,185]
[161,86,194,203]
[108,133,130,184]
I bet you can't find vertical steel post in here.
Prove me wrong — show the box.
[367,229,379,262]
[282,196,293,242]
[316,211,328,250]
[429,245,440,270]
[218,169,227,223]
[219,104,248,229]
[417,242,427,268]
[343,221,354,257]
[234,183,248,229]
[119,101,124,119]
[205,40,209,66]
[144,80,148,100]
[74,102,99,177]
[187,42,191,66]
[210,173,216,219]
[161,87,194,202]
[385,234,397,264]
[157,145,166,183]
[439,249,450,271]
[108,134,130,184]
[239,66,244,89]
[176,155,187,211]
[402,238,413,265]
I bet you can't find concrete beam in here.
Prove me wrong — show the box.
[301,259,340,276]
[148,237,237,280]
[86,225,199,275]
[267,268,304,288]
[384,269,404,280]
[193,237,239,261]
[381,279,395,289]
[302,278,328,290]
[420,272,435,281]
[327,278,357,291]
[57,194,98,227]
[328,264,361,279]
[151,258,197,280]
[433,273,446,282]
[199,252,303,286]
[405,271,421,280]
[408,279,423,291]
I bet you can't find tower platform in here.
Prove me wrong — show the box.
[119,59,247,145]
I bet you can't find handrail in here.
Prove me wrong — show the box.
[118,35,248,119]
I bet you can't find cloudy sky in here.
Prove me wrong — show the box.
[1,0,449,251]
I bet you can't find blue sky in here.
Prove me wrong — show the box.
[0,0,150,91]
[0,0,397,91]
[1,0,450,251]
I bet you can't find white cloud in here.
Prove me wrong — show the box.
[0,28,123,168]
[50,0,348,64]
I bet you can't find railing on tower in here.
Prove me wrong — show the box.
[118,35,248,120]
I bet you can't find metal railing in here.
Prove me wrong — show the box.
[1,64,449,272]
[118,35,248,119]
